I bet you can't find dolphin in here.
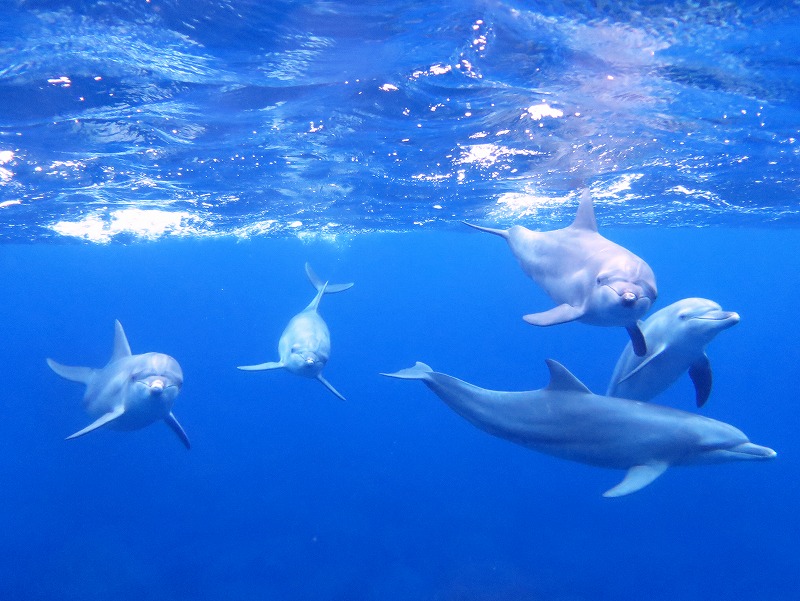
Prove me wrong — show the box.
[382,360,775,497]
[238,263,353,400]
[607,298,740,407]
[47,320,189,448]
[464,190,657,356]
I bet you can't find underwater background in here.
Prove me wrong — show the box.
[0,1,798,600]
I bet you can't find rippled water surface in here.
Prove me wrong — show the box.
[1,0,799,241]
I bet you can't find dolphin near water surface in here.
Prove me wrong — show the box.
[465,190,657,356]
[238,263,353,400]
[382,360,775,497]
[47,320,189,448]
[607,298,740,407]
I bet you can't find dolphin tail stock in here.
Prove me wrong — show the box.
[462,221,510,239]
[305,263,354,294]
[46,358,94,384]
[317,374,346,401]
[237,361,284,371]
[380,362,434,381]
[164,412,191,449]
[65,406,126,440]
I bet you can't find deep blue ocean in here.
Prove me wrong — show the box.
[1,1,799,600]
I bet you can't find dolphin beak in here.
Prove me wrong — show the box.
[621,291,637,306]
[700,310,740,322]
[305,357,315,365]
[149,379,165,394]
[728,442,776,459]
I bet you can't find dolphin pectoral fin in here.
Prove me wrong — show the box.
[603,462,668,498]
[689,354,713,408]
[164,412,190,450]
[617,344,667,383]
[317,374,346,401]
[46,358,94,384]
[237,362,284,371]
[462,221,510,239]
[523,304,584,326]
[626,322,647,357]
[65,406,125,440]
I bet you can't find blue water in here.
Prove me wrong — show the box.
[1,1,799,600]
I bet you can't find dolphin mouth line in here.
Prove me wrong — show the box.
[694,312,740,322]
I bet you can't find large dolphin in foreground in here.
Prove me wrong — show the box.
[607,298,740,407]
[382,360,774,497]
[47,320,189,448]
[465,190,657,356]
[238,263,353,400]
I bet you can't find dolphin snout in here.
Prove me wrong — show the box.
[621,291,637,306]
[149,379,165,394]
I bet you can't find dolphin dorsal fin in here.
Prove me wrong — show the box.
[544,359,592,394]
[571,189,598,232]
[112,320,132,361]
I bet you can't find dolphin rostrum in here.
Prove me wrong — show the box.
[238,263,353,400]
[607,298,740,407]
[382,360,774,497]
[47,320,189,448]
[465,190,657,356]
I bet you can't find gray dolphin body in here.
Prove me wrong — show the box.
[383,360,774,496]
[465,190,657,356]
[608,298,740,407]
[238,263,353,400]
[47,320,189,448]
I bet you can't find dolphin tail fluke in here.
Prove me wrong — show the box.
[66,406,125,440]
[626,322,648,356]
[237,361,284,371]
[305,263,354,294]
[47,358,94,384]
[164,412,191,449]
[380,362,434,380]
[603,462,668,498]
[317,374,346,401]
[462,221,509,239]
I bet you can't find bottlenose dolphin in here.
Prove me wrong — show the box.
[607,298,740,407]
[238,263,353,400]
[382,360,774,497]
[465,190,657,356]
[47,320,189,448]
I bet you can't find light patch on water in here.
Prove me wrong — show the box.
[599,173,644,196]
[457,143,545,167]
[489,192,571,221]
[0,200,21,208]
[50,209,204,243]
[0,150,14,164]
[523,103,564,120]
[0,167,12,183]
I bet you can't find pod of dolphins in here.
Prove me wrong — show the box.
[47,190,775,497]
